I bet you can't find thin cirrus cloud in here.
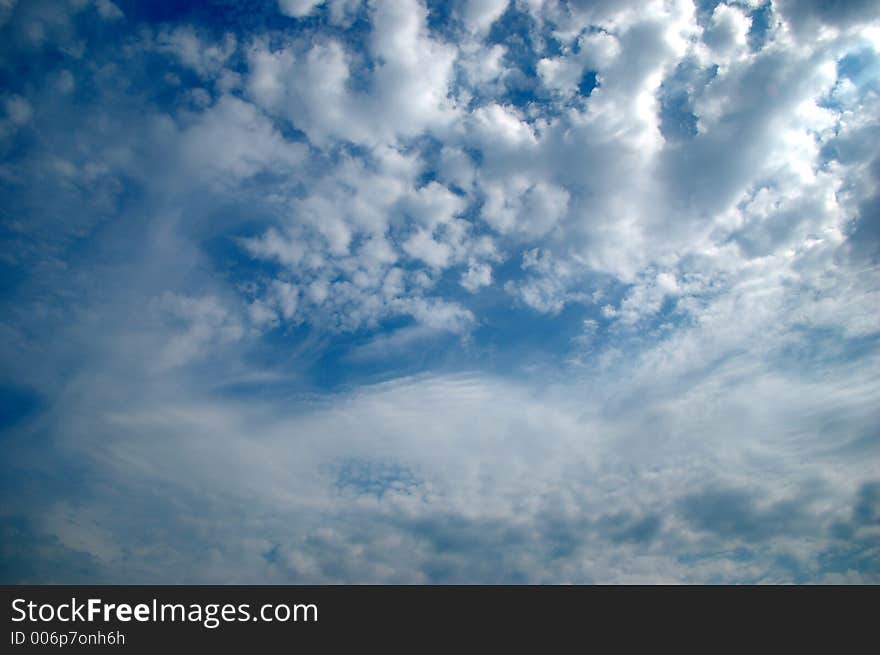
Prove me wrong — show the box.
[0,0,878,583]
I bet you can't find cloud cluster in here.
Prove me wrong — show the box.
[0,0,878,582]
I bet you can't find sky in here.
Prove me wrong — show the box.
[0,0,878,583]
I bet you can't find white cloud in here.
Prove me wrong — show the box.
[251,0,458,148]
[403,229,454,269]
[460,259,492,292]
[153,293,247,369]
[481,179,569,238]
[278,0,323,18]
[4,94,32,124]
[178,95,307,186]
[14,346,879,582]
[457,0,508,36]
[94,0,122,21]
[703,3,752,61]
[400,181,466,229]
[156,27,237,78]
[247,38,360,147]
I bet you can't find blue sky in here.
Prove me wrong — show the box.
[1,0,879,583]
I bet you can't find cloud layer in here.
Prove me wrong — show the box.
[1,0,878,583]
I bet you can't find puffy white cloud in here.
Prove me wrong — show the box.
[278,0,362,25]
[403,229,453,269]
[395,296,474,333]
[438,146,477,191]
[278,0,323,18]
[703,3,751,62]
[456,0,509,36]
[251,0,458,148]
[366,0,459,138]
[177,94,307,186]
[247,38,360,147]
[481,179,569,237]
[155,26,237,78]
[400,181,467,230]
[460,259,492,292]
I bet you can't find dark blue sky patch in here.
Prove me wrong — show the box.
[578,69,599,97]
[0,384,43,432]
[485,2,546,109]
[425,0,455,39]
[658,60,715,142]
[307,322,460,391]
[659,91,699,141]
[747,2,773,51]
[846,162,880,262]
[837,47,879,84]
